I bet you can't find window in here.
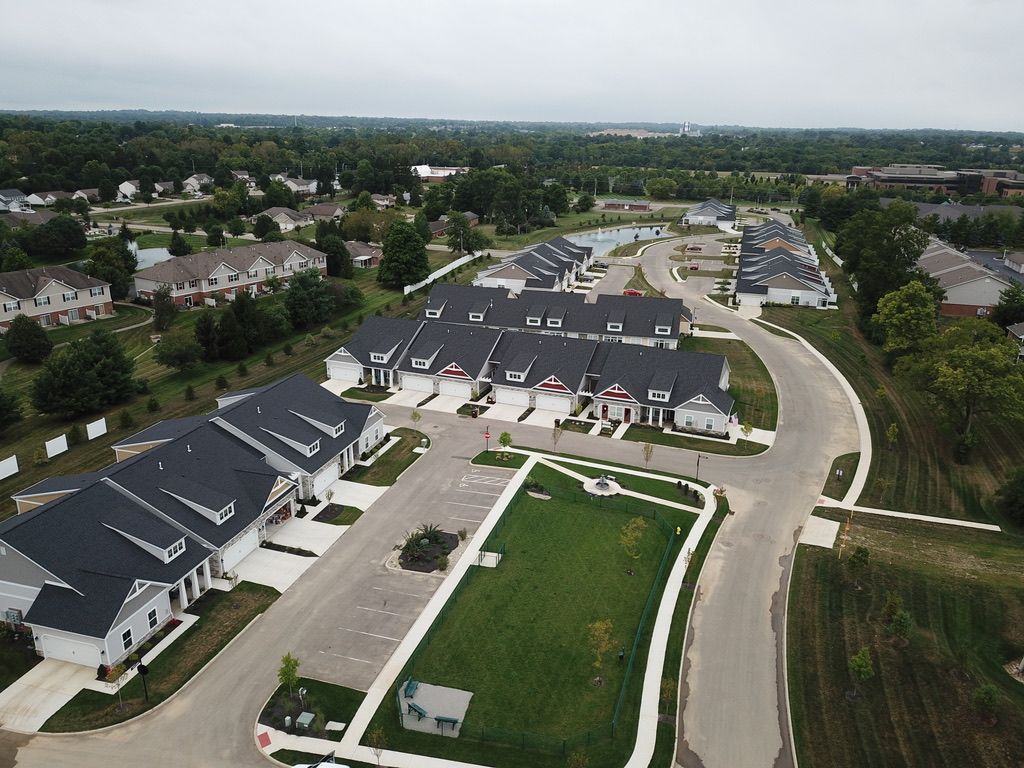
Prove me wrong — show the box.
[34,296,51,307]
[208,277,219,286]
[247,270,258,279]
[526,317,540,326]
[61,291,78,303]
[2,301,18,313]
[166,540,184,559]
[606,322,622,332]
[469,313,484,322]
[39,315,52,327]
[506,371,524,382]
[684,415,694,427]
[299,260,309,269]
[425,309,441,318]
[411,358,428,369]
[332,423,345,437]
[122,628,134,651]
[175,282,185,290]
[608,404,625,421]
[217,503,235,522]
[790,295,800,305]
[655,326,671,335]
[265,267,275,276]
[188,279,199,289]
[650,391,668,402]
[547,318,562,328]
[602,335,622,343]
[307,440,321,456]
[227,274,239,284]
[148,608,158,630]
[705,417,715,431]
[370,353,386,363]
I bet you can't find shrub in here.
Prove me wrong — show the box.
[264,352,275,367]
[184,383,196,401]
[32,448,49,466]
[215,374,229,390]
[236,361,248,376]
[67,423,85,446]
[147,397,160,412]
[436,554,449,572]
[135,378,150,394]
[305,334,316,347]
[118,410,136,429]
[458,527,468,541]
[282,342,294,356]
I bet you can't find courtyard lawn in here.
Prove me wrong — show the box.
[558,418,594,434]
[623,267,666,297]
[0,304,151,362]
[42,582,278,732]
[340,386,392,402]
[788,511,1024,768]
[677,336,778,431]
[471,450,528,469]
[621,424,767,457]
[343,428,426,486]
[821,452,860,500]
[540,457,704,509]
[260,677,366,739]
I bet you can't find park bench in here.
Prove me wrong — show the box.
[435,715,459,732]
[403,679,419,698]
[407,702,427,721]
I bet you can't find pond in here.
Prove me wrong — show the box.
[128,241,173,269]
[566,225,670,259]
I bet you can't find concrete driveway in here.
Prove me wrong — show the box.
[269,517,347,556]
[233,547,317,592]
[419,394,464,413]
[480,403,526,423]
[0,660,97,733]
[331,479,388,509]
[522,408,567,428]
[587,264,633,301]
[383,390,423,407]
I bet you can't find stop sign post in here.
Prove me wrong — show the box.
[484,427,491,451]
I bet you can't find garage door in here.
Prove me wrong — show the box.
[401,374,434,393]
[536,394,571,413]
[495,387,529,406]
[328,361,362,383]
[438,379,472,398]
[312,461,340,497]
[221,528,259,573]
[40,634,102,666]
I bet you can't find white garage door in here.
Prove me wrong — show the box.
[221,528,259,573]
[438,379,472,398]
[328,361,362,383]
[40,634,102,667]
[402,374,434,393]
[495,387,529,406]
[536,394,571,413]
[312,461,340,497]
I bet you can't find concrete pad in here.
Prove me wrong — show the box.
[522,408,568,428]
[270,516,346,556]
[419,394,464,413]
[319,378,349,396]
[736,304,762,319]
[383,390,423,407]
[399,682,473,738]
[234,547,315,592]
[481,403,527,423]
[0,659,98,733]
[799,515,840,549]
[330,479,388,509]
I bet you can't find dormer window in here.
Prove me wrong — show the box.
[547,318,562,328]
[332,423,345,437]
[606,322,622,332]
[217,502,235,522]
[412,358,428,369]
[370,352,387,363]
[307,440,321,456]
[649,391,669,402]
[526,317,541,326]
[655,326,671,335]
[425,309,441,318]
[469,313,484,322]
[166,539,185,560]
[228,274,240,283]
[506,371,524,382]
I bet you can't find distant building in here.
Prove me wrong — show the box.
[251,207,312,232]
[24,191,71,207]
[916,238,1012,317]
[0,189,28,211]
[602,199,651,212]
[850,164,959,194]
[879,198,1024,224]
[473,237,593,292]
[411,165,470,184]
[680,198,736,227]
[0,265,112,331]
[734,220,837,309]
[346,241,383,269]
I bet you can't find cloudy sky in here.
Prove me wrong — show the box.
[3,0,1021,131]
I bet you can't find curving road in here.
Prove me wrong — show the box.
[1,231,859,768]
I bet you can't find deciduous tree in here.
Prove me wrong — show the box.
[847,646,874,697]
[620,517,648,559]
[152,285,177,331]
[871,280,939,357]
[377,221,428,289]
[31,330,135,418]
[277,652,300,697]
[284,268,334,329]
[5,314,53,363]
[154,330,202,372]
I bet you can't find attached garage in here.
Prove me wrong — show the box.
[39,633,102,667]
[221,528,259,573]
[401,374,434,393]
[495,387,530,407]
[438,379,472,398]
[311,459,341,498]
[535,394,572,413]
[327,360,362,384]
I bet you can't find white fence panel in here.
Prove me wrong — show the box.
[44,434,69,459]
[404,253,477,295]
[86,417,108,440]
[0,455,18,481]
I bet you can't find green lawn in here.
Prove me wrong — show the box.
[343,428,426,486]
[621,424,767,457]
[821,452,860,501]
[0,635,40,693]
[134,232,250,250]
[678,336,778,431]
[0,304,151,362]
[260,677,366,739]
[559,418,594,434]
[324,506,363,525]
[42,582,278,732]
[623,267,666,298]
[479,209,682,251]
[471,450,528,469]
[541,456,704,509]
[340,386,392,402]
[788,511,1024,768]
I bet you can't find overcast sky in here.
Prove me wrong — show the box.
[3,0,1021,131]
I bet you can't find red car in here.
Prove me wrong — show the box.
[622,289,643,296]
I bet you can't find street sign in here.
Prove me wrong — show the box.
[484,431,491,440]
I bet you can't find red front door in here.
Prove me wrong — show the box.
[624,408,631,424]
[601,404,609,420]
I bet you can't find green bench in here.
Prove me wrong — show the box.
[403,679,419,698]
[435,715,459,732]
[407,702,427,721]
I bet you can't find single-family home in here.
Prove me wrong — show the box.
[0,209,60,229]
[282,177,317,197]
[0,265,113,331]
[25,191,71,207]
[73,188,99,203]
[133,241,327,307]
[602,199,651,212]
[473,236,594,292]
[1005,252,1024,275]
[680,198,737,228]
[410,165,470,184]
[183,174,213,194]
[428,211,479,239]
[347,241,383,269]
[303,203,346,221]
[916,238,1013,316]
[325,316,422,388]
[252,207,312,232]
[487,333,599,415]
[1006,321,1024,360]
[396,323,503,399]
[118,180,141,200]
[153,181,178,197]
[0,189,28,212]
[734,220,837,308]
[371,194,396,210]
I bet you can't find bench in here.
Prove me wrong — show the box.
[435,715,459,732]
[403,679,419,698]
[407,702,427,721]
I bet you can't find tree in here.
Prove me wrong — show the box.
[284,268,334,329]
[168,231,192,257]
[366,724,387,767]
[647,177,677,200]
[5,314,53,363]
[154,330,202,372]
[993,468,1024,525]
[575,193,595,213]
[82,236,138,300]
[320,235,353,278]
[252,215,278,240]
[882,590,904,624]
[262,181,296,209]
[990,282,1024,329]
[377,221,428,289]
[871,280,939,357]
[847,646,874,697]
[31,330,135,418]
[972,684,998,724]
[215,310,248,361]
[0,389,22,436]
[587,619,614,670]
[640,442,655,470]
[0,244,30,272]
[889,609,913,643]
[445,210,472,254]
[620,517,648,559]
[885,422,899,450]
[205,223,225,247]
[895,318,1024,460]
[226,217,246,237]
[498,431,512,451]
[98,178,117,202]
[410,410,421,427]
[194,310,219,361]
[277,652,300,697]
[152,285,177,331]
[847,546,869,589]
[412,209,432,243]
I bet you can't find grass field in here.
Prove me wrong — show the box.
[678,336,778,431]
[621,425,767,457]
[788,511,1024,768]
[42,582,278,732]
[343,428,426,486]
[539,458,703,509]
[134,232,251,251]
[366,462,697,766]
[759,220,1023,523]
[0,304,151,362]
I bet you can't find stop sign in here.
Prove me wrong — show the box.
[484,431,491,440]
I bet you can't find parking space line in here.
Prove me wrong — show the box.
[460,475,509,486]
[457,487,502,496]
[337,626,401,642]
[358,606,413,619]
[371,586,427,599]
[449,515,482,523]
[318,650,375,665]
[445,501,491,509]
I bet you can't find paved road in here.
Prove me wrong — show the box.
[3,229,860,768]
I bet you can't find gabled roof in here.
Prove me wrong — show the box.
[258,207,310,221]
[681,198,737,222]
[133,241,325,284]
[476,236,592,290]
[0,209,60,228]
[327,316,422,368]
[0,265,107,300]
[397,323,502,378]
[489,333,599,392]
[736,220,832,299]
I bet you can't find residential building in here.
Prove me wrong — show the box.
[251,207,312,232]
[73,188,99,203]
[487,333,599,415]
[1004,252,1024,275]
[1006,322,1024,359]
[0,266,112,331]
[303,203,346,221]
[347,240,383,269]
[153,181,178,197]
[397,323,503,399]
[420,283,688,346]
[326,315,421,387]
[679,198,737,227]
[428,211,479,238]
[0,189,28,212]
[734,220,837,308]
[879,198,1024,224]
[0,209,59,228]
[183,174,213,194]
[133,241,327,307]
[473,236,594,292]
[25,191,71,207]
[282,177,317,197]
[916,238,1012,316]
[118,180,141,200]
[602,199,651,212]
[411,165,470,184]
[371,194,396,210]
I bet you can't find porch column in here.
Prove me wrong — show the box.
[178,579,190,611]
[202,559,212,591]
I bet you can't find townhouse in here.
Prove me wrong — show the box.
[0,266,113,331]
[348,240,383,268]
[396,323,503,400]
[680,198,737,227]
[916,238,1012,317]
[488,333,599,414]
[420,283,689,346]
[132,241,328,307]
[734,220,837,308]
[2,374,384,668]
[473,236,594,292]
[326,315,420,387]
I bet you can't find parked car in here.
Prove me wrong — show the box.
[688,262,700,270]
[622,289,643,296]
[593,261,609,269]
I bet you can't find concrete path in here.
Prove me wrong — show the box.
[382,390,423,408]
[798,516,841,548]
[478,403,525,423]
[521,408,564,428]
[269,516,347,556]
[232,547,316,592]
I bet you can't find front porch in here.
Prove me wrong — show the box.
[170,559,214,614]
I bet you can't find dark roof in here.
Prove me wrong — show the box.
[475,236,593,290]
[879,198,1024,224]
[680,198,737,222]
[133,240,324,284]
[489,333,599,391]
[397,322,502,378]
[736,221,831,298]
[111,414,210,448]
[1007,322,1024,339]
[0,265,107,300]
[15,471,104,498]
[328,315,422,367]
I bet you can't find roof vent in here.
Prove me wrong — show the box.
[186,444,192,453]
[158,461,164,470]
[257,406,261,414]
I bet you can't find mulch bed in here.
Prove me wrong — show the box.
[399,531,459,573]
[313,503,345,523]
[261,541,317,558]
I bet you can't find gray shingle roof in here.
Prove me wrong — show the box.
[329,316,421,368]
[475,236,592,290]
[397,323,502,378]
[133,240,324,284]
[489,333,599,392]
[736,221,831,299]
[681,198,737,222]
[0,265,107,300]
